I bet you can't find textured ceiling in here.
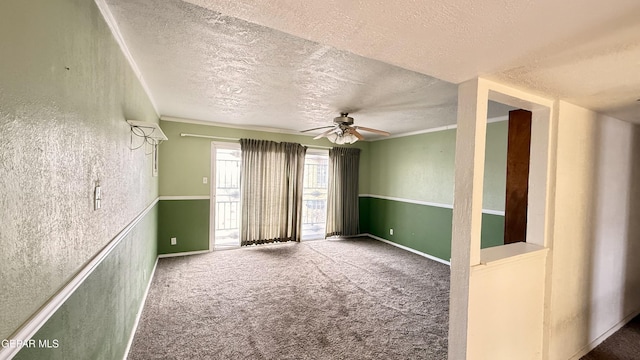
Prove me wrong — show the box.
[184,0,640,124]
[103,0,640,137]
[104,0,471,137]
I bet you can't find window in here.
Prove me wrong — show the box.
[301,151,329,240]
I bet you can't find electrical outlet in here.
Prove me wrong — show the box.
[390,228,394,236]
[170,237,177,245]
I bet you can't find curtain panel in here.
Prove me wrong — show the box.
[326,147,360,237]
[239,139,306,246]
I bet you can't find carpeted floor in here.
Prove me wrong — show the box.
[581,314,640,360]
[128,237,450,359]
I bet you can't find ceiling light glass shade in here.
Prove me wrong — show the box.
[326,130,358,145]
[344,133,357,144]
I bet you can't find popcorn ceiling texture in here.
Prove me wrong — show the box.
[186,0,640,123]
[104,0,459,135]
[0,0,158,344]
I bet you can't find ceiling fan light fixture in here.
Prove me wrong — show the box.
[344,133,358,144]
[303,112,387,144]
[326,131,358,145]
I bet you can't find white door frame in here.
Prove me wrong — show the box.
[302,148,330,240]
[210,141,242,249]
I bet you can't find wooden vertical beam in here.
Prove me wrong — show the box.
[504,109,532,244]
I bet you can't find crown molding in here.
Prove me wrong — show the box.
[94,0,160,117]
[160,115,509,142]
[370,115,508,141]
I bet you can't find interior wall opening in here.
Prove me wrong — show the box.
[482,101,537,247]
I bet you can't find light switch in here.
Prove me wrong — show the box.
[203,177,208,184]
[94,183,102,210]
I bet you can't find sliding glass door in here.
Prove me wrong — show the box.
[212,144,242,248]
[211,144,328,247]
[301,151,329,240]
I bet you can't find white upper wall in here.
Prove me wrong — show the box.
[548,101,640,359]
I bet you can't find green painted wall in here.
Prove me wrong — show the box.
[361,121,507,259]
[158,120,370,256]
[15,207,158,360]
[360,197,505,261]
[480,213,506,249]
[159,119,507,260]
[482,121,508,211]
[368,129,457,205]
[1,0,158,357]
[159,120,371,196]
[367,121,508,211]
[158,200,211,254]
[360,197,453,260]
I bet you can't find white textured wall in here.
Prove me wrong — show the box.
[548,101,640,359]
[468,252,547,360]
[0,0,158,341]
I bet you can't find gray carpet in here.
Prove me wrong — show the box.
[128,237,450,359]
[581,314,640,360]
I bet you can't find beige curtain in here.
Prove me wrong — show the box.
[326,147,360,237]
[239,139,306,246]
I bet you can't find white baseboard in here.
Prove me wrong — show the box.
[157,249,211,258]
[569,308,640,360]
[122,257,159,360]
[364,233,451,266]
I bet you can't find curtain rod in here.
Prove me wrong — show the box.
[181,133,237,141]
[180,133,333,150]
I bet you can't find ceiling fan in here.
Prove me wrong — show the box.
[301,113,390,144]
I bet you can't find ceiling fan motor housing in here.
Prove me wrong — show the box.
[334,113,354,125]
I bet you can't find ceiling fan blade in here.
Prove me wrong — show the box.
[354,126,390,136]
[313,127,336,140]
[300,125,334,133]
[348,128,365,140]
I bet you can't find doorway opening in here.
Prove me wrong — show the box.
[301,151,329,240]
[212,143,241,248]
[211,144,329,247]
